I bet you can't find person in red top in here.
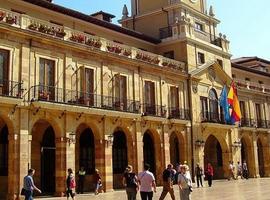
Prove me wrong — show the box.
[66,168,76,200]
[205,163,214,187]
[94,169,103,195]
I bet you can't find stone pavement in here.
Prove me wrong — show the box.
[36,178,270,200]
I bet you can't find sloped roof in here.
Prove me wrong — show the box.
[22,0,161,44]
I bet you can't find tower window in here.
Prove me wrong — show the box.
[195,22,204,32]
[217,59,223,68]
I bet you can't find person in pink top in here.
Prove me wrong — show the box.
[205,163,214,187]
[138,164,157,200]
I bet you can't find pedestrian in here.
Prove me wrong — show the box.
[138,163,157,200]
[66,168,76,200]
[242,160,249,179]
[228,161,236,180]
[195,163,203,187]
[205,163,214,187]
[77,166,86,194]
[159,164,175,200]
[94,169,103,195]
[178,164,192,200]
[236,161,243,179]
[123,165,138,200]
[22,168,42,200]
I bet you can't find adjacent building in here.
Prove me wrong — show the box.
[0,0,269,199]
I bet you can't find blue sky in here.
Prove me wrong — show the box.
[54,0,269,60]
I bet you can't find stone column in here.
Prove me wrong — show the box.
[135,121,143,174]
[55,137,67,196]
[251,132,260,178]
[163,125,170,167]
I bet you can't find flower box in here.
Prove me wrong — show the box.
[70,34,85,43]
[136,53,143,59]
[162,62,168,67]
[0,11,6,21]
[38,25,48,33]
[55,29,66,38]
[106,45,122,54]
[28,23,38,31]
[6,16,16,24]
[38,91,50,101]
[168,63,177,69]
[141,55,152,62]
[151,58,160,65]
[123,49,131,57]
[86,39,102,48]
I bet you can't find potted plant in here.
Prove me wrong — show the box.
[162,62,168,67]
[0,11,6,21]
[94,40,102,48]
[151,57,160,65]
[55,28,66,38]
[47,27,55,35]
[123,49,131,57]
[114,46,122,54]
[136,53,143,59]
[107,45,115,52]
[6,15,16,24]
[38,24,48,33]
[28,23,38,31]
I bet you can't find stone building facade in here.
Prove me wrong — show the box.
[0,0,269,199]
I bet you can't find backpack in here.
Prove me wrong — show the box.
[126,173,137,188]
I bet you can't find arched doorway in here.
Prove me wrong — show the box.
[0,124,8,198]
[41,126,56,194]
[257,139,265,177]
[143,131,156,175]
[204,135,224,179]
[170,133,180,166]
[112,130,127,189]
[241,137,251,176]
[78,128,95,192]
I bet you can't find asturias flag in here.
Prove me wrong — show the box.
[219,86,230,123]
[227,82,241,124]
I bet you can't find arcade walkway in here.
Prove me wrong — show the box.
[36,178,270,200]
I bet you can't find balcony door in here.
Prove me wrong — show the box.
[240,101,248,125]
[39,58,55,101]
[209,89,219,122]
[144,81,155,115]
[200,96,208,121]
[0,49,9,96]
[170,86,180,117]
[81,68,94,106]
[255,103,262,127]
[114,74,127,110]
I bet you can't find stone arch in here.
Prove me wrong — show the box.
[31,119,61,195]
[75,123,101,192]
[142,129,162,182]
[257,135,270,177]
[240,134,253,177]
[204,134,229,179]
[169,131,186,166]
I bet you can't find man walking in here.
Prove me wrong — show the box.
[195,163,203,187]
[242,160,249,179]
[228,161,235,180]
[23,168,42,200]
[138,164,156,200]
[77,166,86,194]
[159,164,175,200]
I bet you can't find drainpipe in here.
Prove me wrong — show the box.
[187,74,195,182]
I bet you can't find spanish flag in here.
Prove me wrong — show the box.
[227,82,241,124]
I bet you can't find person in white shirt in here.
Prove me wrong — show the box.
[178,165,192,200]
[138,164,157,200]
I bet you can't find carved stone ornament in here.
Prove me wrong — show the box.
[208,67,216,81]
[192,81,198,93]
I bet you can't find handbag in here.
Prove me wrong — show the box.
[20,188,26,195]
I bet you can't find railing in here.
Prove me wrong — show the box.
[159,26,173,39]
[0,8,186,73]
[29,85,141,113]
[194,30,222,48]
[168,107,190,120]
[142,104,167,118]
[201,111,227,124]
[257,119,270,129]
[0,79,23,98]
[234,79,270,94]
[240,118,255,128]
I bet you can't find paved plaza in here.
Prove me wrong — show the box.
[36,178,270,200]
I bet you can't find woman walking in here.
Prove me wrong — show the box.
[66,168,76,200]
[205,163,214,187]
[178,165,192,200]
[123,165,138,200]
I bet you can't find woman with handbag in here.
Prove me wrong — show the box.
[178,165,192,200]
[66,168,76,200]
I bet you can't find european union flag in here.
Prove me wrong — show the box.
[219,86,231,124]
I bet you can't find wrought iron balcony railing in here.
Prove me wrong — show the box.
[159,26,173,39]
[29,85,140,114]
[168,107,190,120]
[0,79,23,98]
[201,111,227,124]
[240,118,256,128]
[142,103,167,118]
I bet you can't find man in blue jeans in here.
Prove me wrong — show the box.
[23,168,42,200]
[138,164,157,200]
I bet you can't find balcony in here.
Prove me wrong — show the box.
[201,111,227,124]
[194,30,222,48]
[168,107,190,120]
[234,79,270,94]
[0,8,186,73]
[0,79,23,98]
[159,26,172,39]
[142,104,167,118]
[240,118,256,128]
[257,119,270,129]
[29,85,140,114]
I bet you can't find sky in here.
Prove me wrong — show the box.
[54,0,270,60]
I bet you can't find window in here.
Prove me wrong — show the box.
[217,59,223,68]
[79,129,95,174]
[255,103,262,121]
[0,49,9,95]
[200,96,208,121]
[209,89,218,121]
[80,68,94,105]
[195,22,204,31]
[0,125,8,176]
[198,52,205,64]
[163,51,174,59]
[114,74,127,109]
[144,81,155,114]
[240,101,246,119]
[170,86,180,117]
